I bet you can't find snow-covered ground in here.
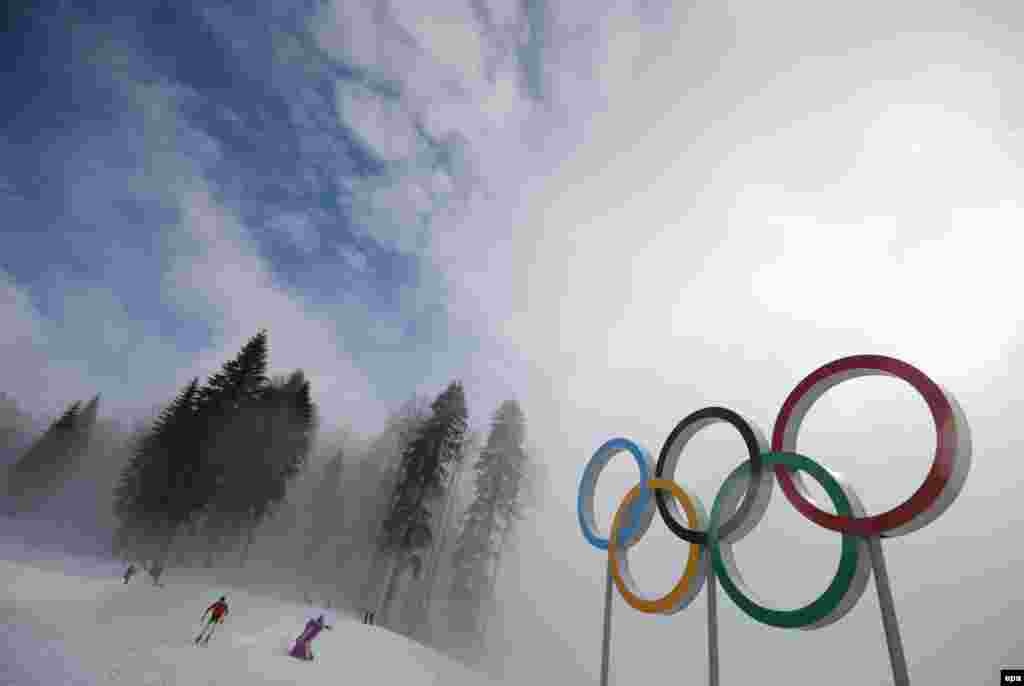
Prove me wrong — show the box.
[0,541,498,686]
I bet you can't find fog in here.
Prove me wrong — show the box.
[3,1,1024,684]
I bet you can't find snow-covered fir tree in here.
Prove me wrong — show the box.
[4,397,96,515]
[378,382,468,632]
[447,399,530,643]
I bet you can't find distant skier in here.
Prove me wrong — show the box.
[195,596,229,646]
[122,563,137,584]
[148,561,165,587]
[288,614,331,661]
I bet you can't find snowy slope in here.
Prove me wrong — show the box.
[0,552,498,686]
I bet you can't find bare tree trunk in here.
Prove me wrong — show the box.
[204,525,221,569]
[239,523,255,567]
[479,524,510,645]
[358,544,387,615]
[378,475,429,631]
[379,551,407,628]
[161,524,178,564]
[358,464,401,611]
[150,525,177,585]
[412,457,463,640]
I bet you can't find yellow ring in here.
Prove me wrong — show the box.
[609,478,707,614]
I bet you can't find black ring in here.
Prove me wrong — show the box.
[655,406,768,544]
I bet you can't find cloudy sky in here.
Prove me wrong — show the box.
[4,0,1024,684]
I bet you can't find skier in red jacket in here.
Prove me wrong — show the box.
[195,596,229,646]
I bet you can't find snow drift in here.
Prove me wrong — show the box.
[0,547,497,686]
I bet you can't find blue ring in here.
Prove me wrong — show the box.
[578,437,654,550]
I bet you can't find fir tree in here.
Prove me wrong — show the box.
[246,370,317,556]
[77,395,100,434]
[199,330,269,414]
[55,401,82,430]
[192,330,272,565]
[410,428,479,642]
[269,370,317,490]
[448,400,530,638]
[198,365,318,567]
[353,396,431,609]
[378,382,468,630]
[112,378,206,566]
[67,394,101,474]
[5,400,85,514]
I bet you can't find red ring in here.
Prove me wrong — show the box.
[771,355,957,537]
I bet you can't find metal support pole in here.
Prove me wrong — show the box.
[707,567,719,686]
[600,560,613,686]
[866,536,910,686]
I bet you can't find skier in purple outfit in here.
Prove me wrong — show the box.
[289,615,331,661]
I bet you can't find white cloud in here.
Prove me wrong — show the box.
[336,244,370,273]
[0,271,93,418]
[335,81,421,161]
[390,1,486,86]
[315,0,707,362]
[345,169,440,256]
[164,186,382,427]
[314,1,427,95]
[746,209,1024,378]
[12,47,389,430]
[269,212,322,254]
[477,0,519,28]
[0,271,43,344]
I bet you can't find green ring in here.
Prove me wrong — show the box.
[708,451,861,629]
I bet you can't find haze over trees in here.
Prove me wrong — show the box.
[4,394,101,516]
[0,392,37,462]
[303,446,345,590]
[0,329,539,668]
[376,382,469,633]
[448,400,533,644]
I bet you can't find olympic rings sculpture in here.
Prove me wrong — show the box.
[577,355,972,632]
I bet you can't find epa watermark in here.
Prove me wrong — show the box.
[1002,668,1024,684]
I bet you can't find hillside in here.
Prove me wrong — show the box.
[0,542,497,686]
